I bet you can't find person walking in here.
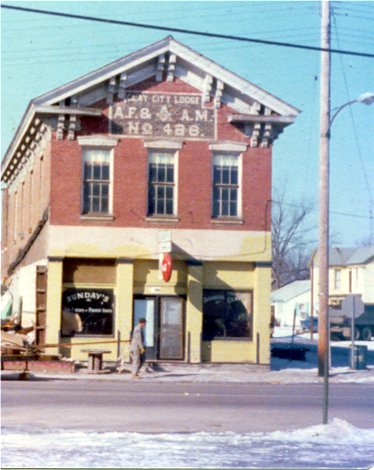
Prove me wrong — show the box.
[130,318,146,378]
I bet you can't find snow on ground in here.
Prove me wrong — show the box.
[268,328,374,383]
[2,419,373,468]
[2,328,373,468]
[274,326,374,351]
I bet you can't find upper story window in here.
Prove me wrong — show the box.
[148,151,176,217]
[82,148,111,215]
[354,267,360,289]
[78,136,118,219]
[212,153,240,218]
[334,268,342,290]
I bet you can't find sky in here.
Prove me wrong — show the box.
[1,0,374,247]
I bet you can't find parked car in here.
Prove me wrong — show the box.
[300,317,318,333]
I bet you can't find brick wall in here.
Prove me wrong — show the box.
[49,138,271,231]
[49,79,272,232]
[1,142,51,277]
[2,77,273,277]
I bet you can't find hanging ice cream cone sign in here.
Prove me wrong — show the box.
[161,252,172,282]
[158,231,172,282]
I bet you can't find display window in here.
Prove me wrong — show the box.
[61,288,114,336]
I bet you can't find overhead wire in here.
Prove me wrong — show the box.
[1,4,374,58]
[302,58,320,195]
[2,3,373,249]
[333,4,374,15]
[1,33,370,67]
[334,12,374,22]
[1,28,323,55]
[1,26,323,48]
[332,10,374,242]
[272,200,373,220]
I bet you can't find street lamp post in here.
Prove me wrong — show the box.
[318,88,374,425]
[330,92,374,126]
[317,0,374,427]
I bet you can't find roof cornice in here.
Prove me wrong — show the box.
[1,105,103,178]
[33,37,172,107]
[228,114,296,124]
[168,38,300,117]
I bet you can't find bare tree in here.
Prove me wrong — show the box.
[272,186,316,290]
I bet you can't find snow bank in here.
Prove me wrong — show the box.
[2,419,373,469]
[269,417,374,444]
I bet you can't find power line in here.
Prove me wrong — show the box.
[4,32,373,61]
[333,3,374,15]
[272,200,373,220]
[2,4,374,59]
[332,11,374,242]
[334,12,374,22]
[3,34,338,62]
[3,31,373,63]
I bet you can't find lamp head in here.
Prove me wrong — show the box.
[357,92,374,105]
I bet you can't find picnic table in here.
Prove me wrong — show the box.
[81,349,111,373]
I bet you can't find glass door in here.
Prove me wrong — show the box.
[159,297,184,360]
[134,298,157,360]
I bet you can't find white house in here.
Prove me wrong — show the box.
[271,280,311,328]
[310,246,374,310]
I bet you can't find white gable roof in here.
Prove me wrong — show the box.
[271,280,310,303]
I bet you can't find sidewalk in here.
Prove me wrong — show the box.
[2,361,374,384]
[3,333,373,384]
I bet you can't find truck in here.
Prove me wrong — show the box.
[330,295,374,341]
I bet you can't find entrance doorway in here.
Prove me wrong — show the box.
[134,296,185,360]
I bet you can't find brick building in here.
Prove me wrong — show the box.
[1,37,298,365]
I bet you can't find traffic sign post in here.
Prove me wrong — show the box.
[342,295,365,369]
[158,230,172,243]
[159,241,172,253]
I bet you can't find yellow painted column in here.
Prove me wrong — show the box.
[45,257,63,356]
[116,259,134,364]
[253,262,272,365]
[186,260,203,363]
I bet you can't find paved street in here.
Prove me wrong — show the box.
[2,381,373,433]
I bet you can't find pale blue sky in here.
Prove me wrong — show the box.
[1,1,374,246]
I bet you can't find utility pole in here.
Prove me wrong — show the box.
[318,0,331,424]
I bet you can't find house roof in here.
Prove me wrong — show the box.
[271,280,310,303]
[2,36,300,179]
[329,246,374,266]
[32,36,300,115]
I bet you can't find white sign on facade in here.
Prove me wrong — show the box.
[110,92,215,139]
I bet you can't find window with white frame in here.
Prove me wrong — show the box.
[212,153,240,218]
[334,268,342,290]
[82,148,111,214]
[148,151,176,216]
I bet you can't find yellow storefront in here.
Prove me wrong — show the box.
[45,246,271,366]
